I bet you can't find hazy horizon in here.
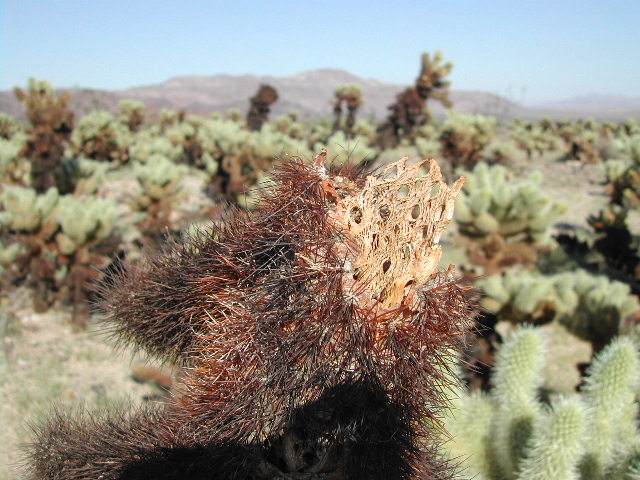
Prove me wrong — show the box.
[1,0,638,106]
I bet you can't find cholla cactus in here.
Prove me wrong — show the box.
[0,112,25,139]
[55,157,109,196]
[14,78,74,192]
[443,329,640,480]
[579,337,640,479]
[515,397,586,480]
[0,134,30,185]
[490,326,546,478]
[0,185,123,325]
[26,155,473,479]
[376,51,453,149]
[72,110,131,162]
[332,84,363,138]
[479,269,640,351]
[558,120,603,163]
[131,154,188,246]
[118,99,145,132]
[439,112,497,168]
[0,185,59,234]
[129,128,183,164]
[455,162,567,273]
[247,84,278,131]
[510,121,559,160]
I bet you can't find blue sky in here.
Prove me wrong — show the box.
[0,0,638,104]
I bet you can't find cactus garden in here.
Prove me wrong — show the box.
[2,55,640,479]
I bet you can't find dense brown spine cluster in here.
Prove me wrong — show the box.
[26,155,473,480]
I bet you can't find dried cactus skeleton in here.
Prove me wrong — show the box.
[26,153,472,480]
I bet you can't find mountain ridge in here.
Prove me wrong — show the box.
[2,69,638,122]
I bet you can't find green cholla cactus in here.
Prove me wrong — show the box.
[510,122,559,159]
[0,186,59,234]
[129,128,183,164]
[72,110,131,162]
[131,155,188,245]
[440,112,497,168]
[579,337,640,479]
[55,157,109,196]
[118,99,145,132]
[0,112,25,139]
[490,326,546,478]
[444,331,640,480]
[515,397,586,480]
[332,84,364,137]
[484,140,517,165]
[314,130,376,167]
[455,162,567,273]
[55,195,120,252]
[442,390,494,480]
[0,133,30,185]
[415,136,442,159]
[456,163,566,240]
[480,269,639,350]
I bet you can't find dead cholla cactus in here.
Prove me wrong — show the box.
[27,154,472,480]
[247,84,279,131]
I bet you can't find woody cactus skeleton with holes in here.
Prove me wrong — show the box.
[27,151,472,480]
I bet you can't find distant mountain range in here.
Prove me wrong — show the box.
[2,69,639,122]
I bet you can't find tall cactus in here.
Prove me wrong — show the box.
[376,51,453,149]
[14,79,74,192]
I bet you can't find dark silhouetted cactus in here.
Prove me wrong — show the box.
[25,154,473,479]
[376,51,453,149]
[247,84,279,131]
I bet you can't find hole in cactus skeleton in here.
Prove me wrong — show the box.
[350,206,362,224]
[384,167,398,180]
[430,183,441,197]
[397,186,410,199]
[410,204,421,220]
[379,205,391,221]
[382,260,391,273]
